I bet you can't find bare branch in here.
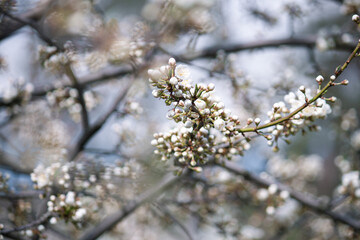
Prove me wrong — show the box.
[0,211,53,235]
[217,161,360,231]
[154,203,195,240]
[78,173,182,240]
[69,79,133,160]
[178,36,355,60]
[0,1,51,41]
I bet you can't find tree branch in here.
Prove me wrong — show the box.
[0,211,53,235]
[78,173,182,240]
[69,79,132,160]
[217,161,360,231]
[0,1,51,41]
[180,36,355,60]
[154,203,195,240]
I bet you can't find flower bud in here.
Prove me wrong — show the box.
[195,99,206,110]
[299,85,305,93]
[169,77,178,85]
[168,57,176,66]
[207,83,215,91]
[316,75,324,84]
[148,69,162,81]
[341,79,349,85]
[214,118,225,130]
[352,14,360,24]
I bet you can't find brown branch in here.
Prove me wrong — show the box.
[154,203,195,240]
[0,65,133,108]
[69,79,132,160]
[78,173,182,240]
[0,211,53,235]
[179,36,355,60]
[1,11,91,130]
[217,161,360,231]
[0,1,51,41]
[64,64,89,130]
[0,191,42,199]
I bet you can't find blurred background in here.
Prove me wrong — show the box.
[0,0,360,239]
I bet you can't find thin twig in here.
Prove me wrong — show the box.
[153,203,195,240]
[78,173,183,240]
[2,11,90,130]
[0,211,53,234]
[217,161,360,231]
[179,36,355,61]
[238,39,360,133]
[69,80,133,160]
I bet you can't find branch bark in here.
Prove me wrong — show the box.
[217,161,360,231]
[78,173,182,240]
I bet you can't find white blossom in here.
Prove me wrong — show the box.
[214,118,225,130]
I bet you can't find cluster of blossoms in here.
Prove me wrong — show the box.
[31,159,138,192]
[340,108,358,131]
[341,1,360,14]
[123,100,144,116]
[149,58,249,171]
[142,0,215,36]
[255,183,296,218]
[265,82,332,150]
[46,87,100,122]
[268,154,323,183]
[267,154,324,196]
[85,36,155,70]
[85,21,155,71]
[31,158,141,228]
[337,171,360,199]
[149,59,337,171]
[12,224,46,239]
[38,45,76,74]
[47,191,87,225]
[0,76,33,104]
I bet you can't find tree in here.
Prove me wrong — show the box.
[0,0,359,239]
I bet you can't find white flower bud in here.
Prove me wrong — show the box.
[151,139,158,146]
[168,57,176,66]
[169,77,178,85]
[214,118,225,130]
[341,79,349,85]
[256,188,269,201]
[266,206,275,215]
[171,135,178,143]
[330,75,336,81]
[148,69,162,81]
[184,121,192,128]
[184,99,192,108]
[152,90,160,98]
[216,102,225,109]
[49,217,57,224]
[299,85,305,93]
[254,118,261,125]
[207,83,215,91]
[352,14,360,23]
[280,190,290,199]
[194,99,206,110]
[268,184,278,194]
[200,127,208,135]
[316,75,324,83]
[160,65,170,76]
